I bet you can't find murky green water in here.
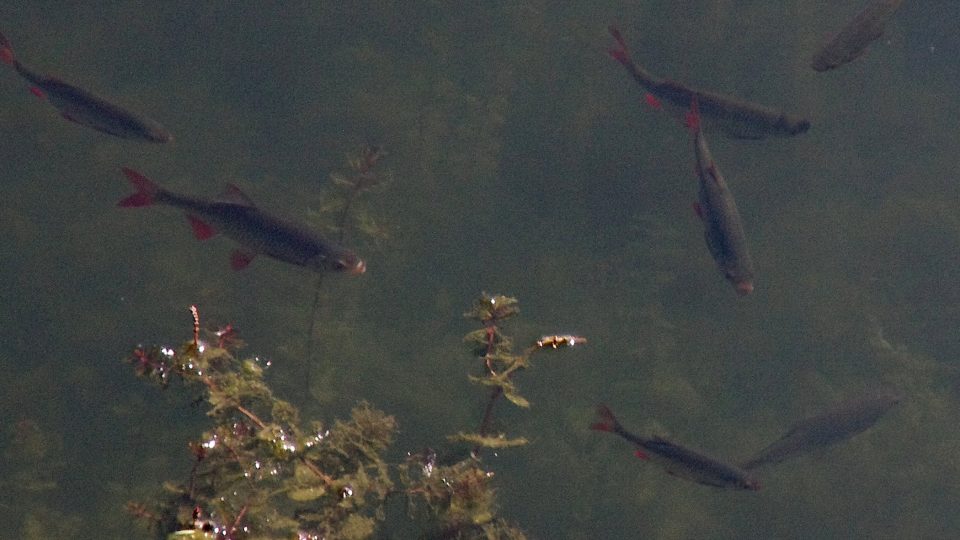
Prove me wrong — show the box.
[0,1,957,538]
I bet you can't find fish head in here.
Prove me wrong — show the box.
[733,279,754,296]
[308,249,366,275]
[725,270,754,296]
[742,476,762,491]
[779,115,811,136]
[148,128,174,144]
[136,115,173,143]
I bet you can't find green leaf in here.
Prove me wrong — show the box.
[447,432,529,448]
[167,530,216,540]
[502,389,530,408]
[287,485,327,502]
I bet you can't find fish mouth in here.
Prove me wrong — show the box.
[349,259,366,275]
[734,280,754,296]
[152,131,174,143]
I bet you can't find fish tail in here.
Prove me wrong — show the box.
[0,31,13,65]
[119,167,161,207]
[590,404,622,433]
[607,24,632,66]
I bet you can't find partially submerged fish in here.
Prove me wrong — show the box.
[119,168,365,274]
[0,31,171,142]
[688,99,755,296]
[607,25,810,139]
[591,405,760,490]
[740,389,903,470]
[811,0,905,72]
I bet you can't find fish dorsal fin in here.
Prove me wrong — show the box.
[218,184,255,206]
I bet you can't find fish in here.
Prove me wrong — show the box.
[687,99,755,295]
[591,405,760,490]
[607,25,810,139]
[118,167,366,274]
[0,31,172,142]
[811,0,905,72]
[739,389,903,470]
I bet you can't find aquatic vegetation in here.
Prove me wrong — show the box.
[303,145,390,395]
[310,144,391,246]
[461,293,587,451]
[126,298,568,538]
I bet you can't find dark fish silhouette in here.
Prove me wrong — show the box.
[688,99,755,295]
[607,25,810,139]
[0,31,171,142]
[591,405,760,490]
[740,389,903,470]
[812,0,905,72]
[119,168,365,274]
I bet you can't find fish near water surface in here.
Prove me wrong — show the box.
[739,389,903,470]
[591,405,760,491]
[688,100,755,296]
[607,25,810,139]
[811,0,905,72]
[119,168,366,274]
[0,31,171,142]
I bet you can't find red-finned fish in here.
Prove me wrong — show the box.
[811,0,905,72]
[0,31,172,143]
[607,25,810,139]
[591,405,760,490]
[119,168,365,274]
[739,389,903,470]
[687,99,755,295]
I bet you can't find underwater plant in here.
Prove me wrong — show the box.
[458,292,587,453]
[303,145,390,390]
[126,292,581,538]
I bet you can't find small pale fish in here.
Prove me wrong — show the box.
[119,168,365,274]
[740,389,903,470]
[0,31,171,142]
[591,405,760,490]
[535,335,587,349]
[811,0,905,72]
[687,99,755,296]
[608,25,810,139]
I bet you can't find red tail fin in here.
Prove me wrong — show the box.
[0,32,14,66]
[590,404,620,432]
[684,96,701,133]
[119,167,159,207]
[607,25,631,65]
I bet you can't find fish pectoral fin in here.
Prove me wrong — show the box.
[634,449,650,461]
[643,93,662,110]
[230,249,256,270]
[186,215,217,240]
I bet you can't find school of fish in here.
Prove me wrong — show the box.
[596,1,908,491]
[0,0,913,503]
